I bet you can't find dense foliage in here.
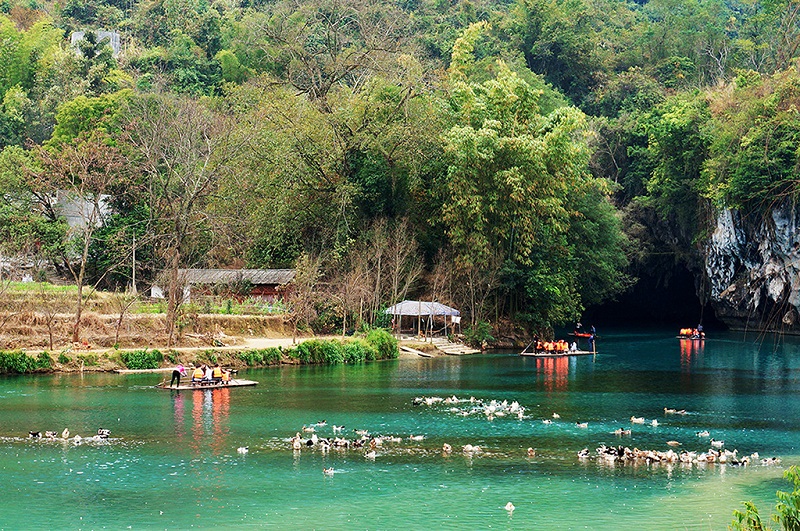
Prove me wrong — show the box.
[1,0,799,334]
[0,349,51,373]
[237,347,282,367]
[282,330,397,363]
[120,349,164,370]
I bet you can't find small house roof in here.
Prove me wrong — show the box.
[384,300,460,317]
[178,268,295,285]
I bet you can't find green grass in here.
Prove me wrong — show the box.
[129,298,287,316]
[3,281,79,294]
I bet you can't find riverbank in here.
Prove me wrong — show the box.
[0,328,456,374]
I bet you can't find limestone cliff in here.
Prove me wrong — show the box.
[705,201,800,331]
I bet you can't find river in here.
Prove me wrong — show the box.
[1,328,798,529]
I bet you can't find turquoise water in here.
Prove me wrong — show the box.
[1,329,799,529]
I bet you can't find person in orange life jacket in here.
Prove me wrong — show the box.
[191,365,205,384]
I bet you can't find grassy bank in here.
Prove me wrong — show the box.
[0,330,398,374]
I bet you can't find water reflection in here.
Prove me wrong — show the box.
[177,388,231,456]
[536,356,572,392]
[679,338,704,373]
[172,392,185,442]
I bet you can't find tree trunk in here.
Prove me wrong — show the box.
[165,250,180,347]
[72,284,83,343]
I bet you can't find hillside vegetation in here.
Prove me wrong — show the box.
[1,0,799,338]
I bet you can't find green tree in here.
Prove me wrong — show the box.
[507,0,601,102]
[641,91,711,232]
[233,0,405,104]
[702,67,800,210]
[47,90,131,146]
[442,29,628,328]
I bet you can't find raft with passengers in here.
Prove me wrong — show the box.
[677,325,705,340]
[520,338,596,357]
[156,363,258,390]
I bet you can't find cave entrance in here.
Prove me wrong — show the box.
[581,267,725,329]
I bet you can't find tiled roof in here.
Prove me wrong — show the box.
[177,269,295,285]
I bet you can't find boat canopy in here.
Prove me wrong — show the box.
[384,300,460,317]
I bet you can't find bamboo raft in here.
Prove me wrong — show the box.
[519,350,596,357]
[155,379,258,390]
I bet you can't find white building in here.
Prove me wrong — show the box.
[71,30,121,57]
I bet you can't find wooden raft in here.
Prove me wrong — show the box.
[155,379,258,390]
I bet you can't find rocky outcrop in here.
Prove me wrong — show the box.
[705,201,800,331]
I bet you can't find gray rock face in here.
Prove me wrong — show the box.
[705,202,800,330]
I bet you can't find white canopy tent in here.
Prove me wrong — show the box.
[384,300,461,338]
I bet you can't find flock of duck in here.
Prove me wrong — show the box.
[285,420,436,468]
[407,395,781,469]
[26,428,112,444]
[582,444,781,467]
[18,396,782,474]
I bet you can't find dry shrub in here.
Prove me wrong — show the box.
[2,306,290,351]
[125,314,166,332]
[199,315,288,336]
[11,311,50,327]
[79,311,102,326]
[90,336,116,348]
[6,325,38,336]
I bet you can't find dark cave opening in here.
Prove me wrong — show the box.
[581,266,726,330]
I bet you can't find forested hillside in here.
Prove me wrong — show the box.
[1,0,799,335]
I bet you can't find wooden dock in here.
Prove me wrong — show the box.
[399,345,434,358]
[430,337,481,355]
